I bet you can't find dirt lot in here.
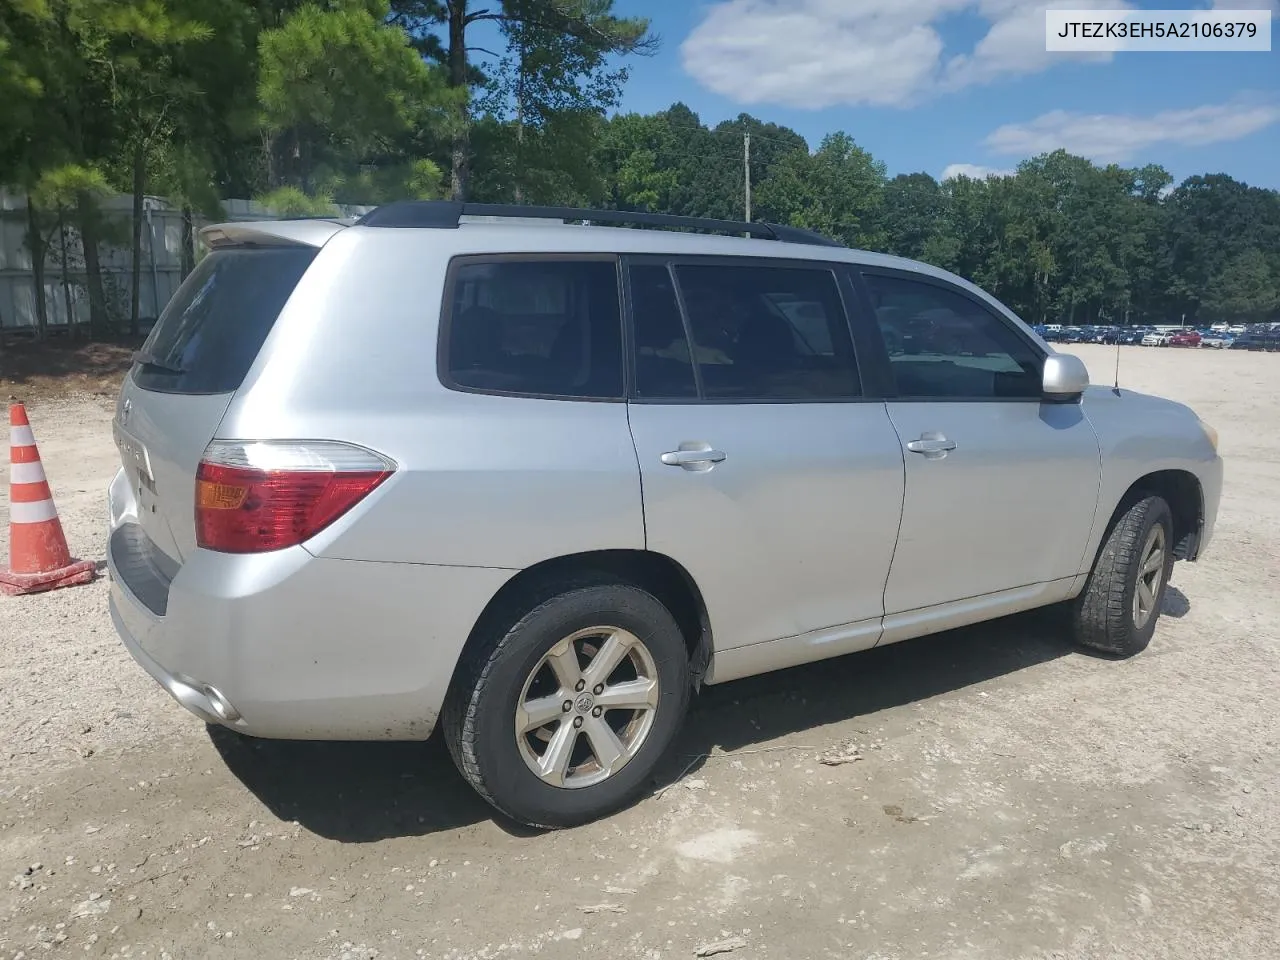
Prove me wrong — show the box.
[0,339,136,404]
[1,343,1278,960]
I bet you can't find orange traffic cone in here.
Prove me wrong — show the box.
[1,403,96,596]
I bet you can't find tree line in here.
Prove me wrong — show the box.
[2,0,1278,339]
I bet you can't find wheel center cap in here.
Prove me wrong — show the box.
[574,694,595,714]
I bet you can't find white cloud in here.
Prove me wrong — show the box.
[681,0,1131,109]
[680,0,962,109]
[984,102,1280,163]
[941,163,1016,180]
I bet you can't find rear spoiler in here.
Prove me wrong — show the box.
[199,219,353,249]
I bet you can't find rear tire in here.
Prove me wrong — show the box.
[442,580,690,829]
[1072,495,1174,657]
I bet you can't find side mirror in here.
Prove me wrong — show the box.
[1042,353,1089,401]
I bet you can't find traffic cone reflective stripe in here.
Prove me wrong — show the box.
[1,402,96,596]
[10,457,49,483]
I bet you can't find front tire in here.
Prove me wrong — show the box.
[442,580,690,829]
[1072,495,1174,657]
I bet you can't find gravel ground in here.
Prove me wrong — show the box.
[1,344,1278,960]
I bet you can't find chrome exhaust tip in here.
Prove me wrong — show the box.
[201,683,242,724]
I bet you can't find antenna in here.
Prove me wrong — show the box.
[1112,307,1129,395]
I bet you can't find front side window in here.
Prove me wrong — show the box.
[444,259,623,398]
[630,261,860,401]
[864,273,1043,400]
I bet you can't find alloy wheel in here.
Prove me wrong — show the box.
[1132,524,1166,630]
[515,627,661,789]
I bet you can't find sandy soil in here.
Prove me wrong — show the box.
[0,340,136,405]
[1,344,1277,960]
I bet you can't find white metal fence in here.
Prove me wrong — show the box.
[0,191,374,332]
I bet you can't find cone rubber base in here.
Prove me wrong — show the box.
[0,559,96,596]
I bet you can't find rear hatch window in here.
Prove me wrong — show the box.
[113,243,318,566]
[133,246,318,394]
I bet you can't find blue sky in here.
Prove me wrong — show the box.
[603,0,1280,188]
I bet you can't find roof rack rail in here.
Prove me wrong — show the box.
[353,200,843,248]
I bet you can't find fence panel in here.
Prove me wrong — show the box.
[0,191,374,332]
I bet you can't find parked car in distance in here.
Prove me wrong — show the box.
[1200,332,1235,349]
[1100,327,1137,344]
[1168,330,1201,348]
[105,201,1224,828]
[1231,330,1280,351]
[1142,331,1172,346]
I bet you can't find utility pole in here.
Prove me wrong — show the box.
[743,131,752,223]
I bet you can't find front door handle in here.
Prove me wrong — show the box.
[906,434,957,459]
[661,447,726,470]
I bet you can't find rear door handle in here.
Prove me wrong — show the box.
[906,435,957,459]
[661,448,726,469]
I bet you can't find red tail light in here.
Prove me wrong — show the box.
[195,440,395,553]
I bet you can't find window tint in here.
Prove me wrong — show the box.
[864,274,1043,399]
[133,246,317,394]
[629,264,697,399]
[445,259,623,398]
[672,264,860,400]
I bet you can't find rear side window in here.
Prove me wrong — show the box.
[133,246,317,394]
[443,259,623,399]
[629,264,698,399]
[668,263,860,401]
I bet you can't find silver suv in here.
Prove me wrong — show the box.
[107,202,1223,828]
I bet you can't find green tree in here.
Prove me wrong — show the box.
[595,112,681,212]
[257,0,455,197]
[99,2,213,333]
[756,132,886,249]
[688,115,808,222]
[883,173,948,262]
[481,2,660,203]
[153,0,280,278]
[1164,174,1280,322]
[469,109,604,205]
[1,0,213,335]
[389,0,654,201]
[1202,249,1279,323]
[0,1,45,136]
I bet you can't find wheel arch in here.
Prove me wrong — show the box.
[1096,469,1205,567]
[446,549,713,705]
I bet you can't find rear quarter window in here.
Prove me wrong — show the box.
[132,246,317,394]
[442,258,623,400]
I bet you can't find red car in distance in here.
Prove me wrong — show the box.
[1169,330,1202,347]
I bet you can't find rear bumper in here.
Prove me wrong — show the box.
[109,598,238,727]
[106,474,513,740]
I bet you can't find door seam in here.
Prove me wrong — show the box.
[879,401,909,629]
[1071,406,1107,576]
[624,402,650,549]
